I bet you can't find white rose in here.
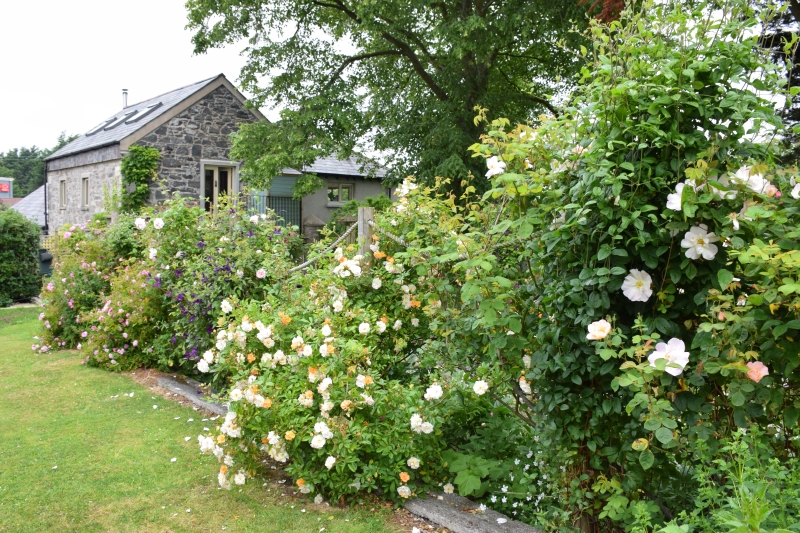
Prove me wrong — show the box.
[325,456,336,470]
[134,217,146,230]
[153,218,164,229]
[473,380,489,396]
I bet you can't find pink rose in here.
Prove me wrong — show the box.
[746,361,769,383]
[256,269,267,279]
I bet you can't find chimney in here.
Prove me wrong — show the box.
[122,89,128,108]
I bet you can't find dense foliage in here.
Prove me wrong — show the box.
[186,0,592,193]
[0,205,41,307]
[35,198,300,370]
[120,144,161,213]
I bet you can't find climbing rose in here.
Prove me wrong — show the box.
[358,322,370,335]
[407,457,420,469]
[681,225,719,261]
[473,380,489,395]
[134,217,146,230]
[621,269,653,302]
[746,361,769,383]
[648,338,690,376]
[372,278,382,290]
[220,300,233,313]
[666,183,685,211]
[485,156,507,178]
[791,183,800,200]
[256,269,266,279]
[586,319,612,340]
[325,456,336,469]
[153,218,164,229]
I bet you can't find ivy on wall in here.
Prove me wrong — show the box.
[120,145,161,212]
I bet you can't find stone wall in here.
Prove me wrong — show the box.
[136,86,257,203]
[47,157,120,231]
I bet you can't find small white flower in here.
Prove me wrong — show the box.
[234,472,246,485]
[485,156,507,178]
[791,183,800,200]
[411,318,420,327]
[220,300,233,313]
[372,278,382,290]
[149,248,157,260]
[393,319,402,331]
[681,225,719,261]
[197,360,209,373]
[407,457,421,469]
[321,324,332,337]
[216,339,227,351]
[473,380,489,395]
[250,215,259,224]
[586,319,612,340]
[666,183,685,211]
[621,269,653,302]
[325,456,336,469]
[153,218,164,229]
[424,384,443,401]
[358,322,370,335]
[397,485,411,498]
[648,338,690,376]
[333,300,344,313]
[375,320,386,333]
[229,389,243,401]
[310,435,326,449]
[443,483,454,494]
[134,217,146,230]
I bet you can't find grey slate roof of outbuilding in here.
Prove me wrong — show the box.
[45,75,221,161]
[303,156,387,178]
[11,185,45,227]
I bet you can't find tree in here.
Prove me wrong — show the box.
[0,132,77,197]
[186,0,596,194]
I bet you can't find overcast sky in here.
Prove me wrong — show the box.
[0,0,267,154]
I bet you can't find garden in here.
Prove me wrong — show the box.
[31,2,800,532]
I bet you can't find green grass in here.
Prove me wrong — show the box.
[0,310,402,533]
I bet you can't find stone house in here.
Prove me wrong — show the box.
[44,74,389,236]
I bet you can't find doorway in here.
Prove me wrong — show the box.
[203,165,235,211]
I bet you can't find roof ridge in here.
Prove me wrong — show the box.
[123,74,222,109]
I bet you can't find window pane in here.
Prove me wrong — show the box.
[340,185,352,201]
[204,169,215,211]
[328,186,339,202]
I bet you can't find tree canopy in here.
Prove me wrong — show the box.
[187,0,598,193]
[0,133,77,197]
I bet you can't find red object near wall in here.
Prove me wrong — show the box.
[0,183,10,192]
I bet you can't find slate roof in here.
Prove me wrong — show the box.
[303,156,387,178]
[11,185,45,227]
[45,75,222,161]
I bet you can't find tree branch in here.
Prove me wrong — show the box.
[642,489,675,521]
[497,67,559,116]
[310,0,448,101]
[379,31,450,101]
[322,50,403,92]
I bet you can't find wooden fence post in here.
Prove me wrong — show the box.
[357,206,374,260]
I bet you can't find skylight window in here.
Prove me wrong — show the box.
[85,119,115,136]
[125,102,163,124]
[103,111,137,131]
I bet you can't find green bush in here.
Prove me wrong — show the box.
[0,205,41,307]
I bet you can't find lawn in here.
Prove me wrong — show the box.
[0,308,403,533]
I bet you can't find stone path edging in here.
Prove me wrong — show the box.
[156,376,228,416]
[157,376,541,533]
[405,492,543,533]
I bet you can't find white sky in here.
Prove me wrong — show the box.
[0,0,267,154]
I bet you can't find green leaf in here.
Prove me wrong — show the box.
[717,269,734,290]
[654,427,673,444]
[639,450,655,470]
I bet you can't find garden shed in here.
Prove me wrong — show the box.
[44,74,389,236]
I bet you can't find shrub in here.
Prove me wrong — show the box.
[35,223,111,353]
[0,205,41,307]
[195,240,463,501]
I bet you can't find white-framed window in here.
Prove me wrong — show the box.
[327,183,354,204]
[59,180,66,209]
[81,176,89,208]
